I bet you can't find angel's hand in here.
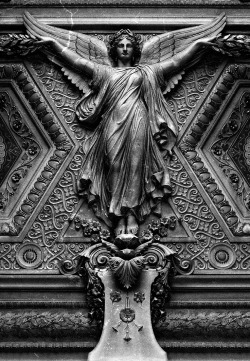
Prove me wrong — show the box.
[32,34,56,48]
[197,34,221,47]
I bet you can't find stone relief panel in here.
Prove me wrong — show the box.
[0,62,81,272]
[180,63,250,236]
[0,73,49,232]
[1,33,250,274]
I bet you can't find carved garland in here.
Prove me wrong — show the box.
[180,64,250,234]
[0,64,73,235]
[0,310,91,338]
[0,309,249,340]
[156,309,250,338]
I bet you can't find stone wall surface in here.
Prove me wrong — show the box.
[0,1,250,360]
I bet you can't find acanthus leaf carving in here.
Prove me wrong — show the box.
[109,256,146,289]
[58,215,195,328]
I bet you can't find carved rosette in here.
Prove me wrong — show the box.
[16,243,43,269]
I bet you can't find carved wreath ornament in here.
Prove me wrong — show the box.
[1,33,250,62]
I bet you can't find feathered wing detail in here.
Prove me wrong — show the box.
[23,11,112,91]
[61,65,91,93]
[163,70,185,95]
[140,13,226,93]
[43,55,91,92]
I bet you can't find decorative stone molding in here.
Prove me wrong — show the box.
[155,309,250,339]
[0,308,249,343]
[0,340,250,351]
[0,0,248,7]
[0,63,73,236]
[0,311,91,339]
[0,64,71,149]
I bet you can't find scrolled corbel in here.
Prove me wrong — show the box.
[59,216,194,361]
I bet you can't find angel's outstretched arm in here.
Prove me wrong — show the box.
[160,37,215,78]
[36,36,94,77]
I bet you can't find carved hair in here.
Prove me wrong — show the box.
[109,29,141,66]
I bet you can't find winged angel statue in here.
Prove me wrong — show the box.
[24,12,226,236]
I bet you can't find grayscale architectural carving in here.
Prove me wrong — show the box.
[1,1,250,361]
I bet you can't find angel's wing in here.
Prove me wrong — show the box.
[140,13,226,94]
[23,11,112,91]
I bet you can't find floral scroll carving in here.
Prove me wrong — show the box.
[0,64,73,237]
[165,54,223,130]
[180,64,250,236]
[0,90,42,211]
[2,13,250,361]
[1,18,250,277]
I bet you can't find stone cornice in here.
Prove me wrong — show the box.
[0,0,248,7]
[172,275,250,290]
[1,7,250,32]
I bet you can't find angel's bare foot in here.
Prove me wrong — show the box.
[127,214,138,235]
[115,218,126,236]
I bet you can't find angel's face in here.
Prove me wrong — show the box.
[116,38,134,61]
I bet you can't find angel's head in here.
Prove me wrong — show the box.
[109,29,141,66]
